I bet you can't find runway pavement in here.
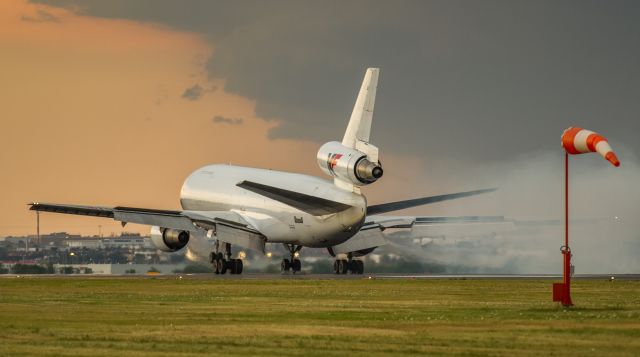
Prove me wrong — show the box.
[2,273,639,280]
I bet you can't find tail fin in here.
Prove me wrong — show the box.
[342,68,379,148]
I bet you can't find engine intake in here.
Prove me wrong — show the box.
[150,226,190,252]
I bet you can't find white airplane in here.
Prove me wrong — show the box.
[30,68,497,275]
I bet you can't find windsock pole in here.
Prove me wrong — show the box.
[552,152,573,306]
[562,152,573,306]
[554,127,620,307]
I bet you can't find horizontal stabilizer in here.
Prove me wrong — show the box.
[367,188,496,215]
[236,181,353,216]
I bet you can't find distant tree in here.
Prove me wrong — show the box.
[0,246,8,260]
[125,269,136,274]
[46,263,55,274]
[84,268,93,274]
[0,263,8,274]
[147,266,160,273]
[12,264,47,274]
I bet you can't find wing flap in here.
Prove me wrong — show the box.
[216,224,266,253]
[113,210,195,232]
[330,227,387,255]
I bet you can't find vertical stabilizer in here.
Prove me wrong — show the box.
[342,68,379,148]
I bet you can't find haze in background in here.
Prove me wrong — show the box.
[1,0,638,272]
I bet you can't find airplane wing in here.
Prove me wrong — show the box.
[365,215,515,237]
[366,188,496,214]
[329,214,515,255]
[29,202,267,252]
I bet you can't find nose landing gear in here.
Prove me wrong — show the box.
[281,244,302,274]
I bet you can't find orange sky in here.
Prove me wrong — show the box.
[0,0,433,237]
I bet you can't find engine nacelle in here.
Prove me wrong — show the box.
[150,226,190,252]
[317,141,383,186]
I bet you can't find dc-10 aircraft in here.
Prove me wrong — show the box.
[30,68,498,275]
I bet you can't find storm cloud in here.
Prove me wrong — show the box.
[21,8,59,22]
[31,0,640,164]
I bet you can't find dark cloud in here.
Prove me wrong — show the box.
[33,0,640,163]
[21,9,60,22]
[212,116,243,125]
[181,84,204,101]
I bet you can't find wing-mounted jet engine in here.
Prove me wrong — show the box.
[150,226,190,252]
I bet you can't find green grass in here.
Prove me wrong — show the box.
[0,277,639,356]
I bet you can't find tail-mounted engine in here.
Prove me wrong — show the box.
[150,226,190,252]
[317,141,383,186]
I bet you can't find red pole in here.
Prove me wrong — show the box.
[565,152,568,249]
[563,152,573,306]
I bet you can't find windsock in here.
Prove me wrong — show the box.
[561,127,620,167]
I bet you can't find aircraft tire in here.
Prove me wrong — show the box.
[347,260,357,274]
[235,259,243,274]
[281,259,291,272]
[339,259,349,274]
[218,259,228,274]
[356,260,364,274]
[292,259,301,272]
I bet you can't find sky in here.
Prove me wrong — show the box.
[1,0,639,256]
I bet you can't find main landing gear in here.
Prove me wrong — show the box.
[210,241,243,275]
[281,244,302,273]
[333,253,364,275]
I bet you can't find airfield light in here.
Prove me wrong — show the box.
[554,127,620,307]
[69,252,75,256]
[238,251,246,260]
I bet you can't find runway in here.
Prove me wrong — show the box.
[3,273,639,280]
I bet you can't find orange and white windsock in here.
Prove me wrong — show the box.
[561,127,620,167]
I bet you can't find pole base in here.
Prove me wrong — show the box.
[552,282,573,306]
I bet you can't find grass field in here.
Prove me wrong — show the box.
[0,276,639,356]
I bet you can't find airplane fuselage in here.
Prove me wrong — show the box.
[180,164,367,248]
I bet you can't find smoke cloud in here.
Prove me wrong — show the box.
[381,148,640,274]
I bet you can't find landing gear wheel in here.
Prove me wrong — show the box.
[281,259,291,273]
[217,259,228,274]
[211,253,220,274]
[228,259,243,274]
[355,260,364,274]
[347,260,357,274]
[339,259,348,274]
[292,259,301,273]
[215,252,227,274]
[333,260,340,274]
